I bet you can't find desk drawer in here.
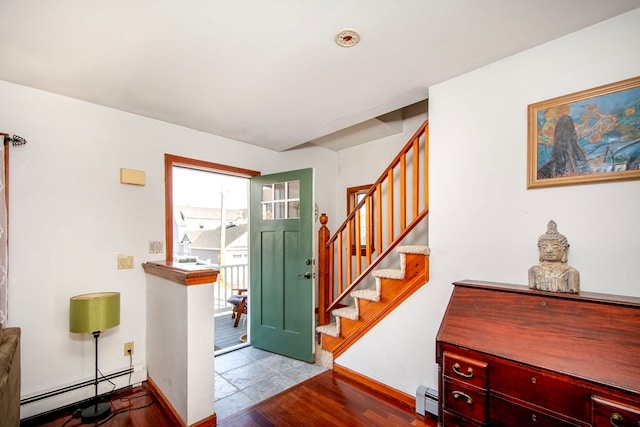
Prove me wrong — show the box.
[490,360,590,422]
[490,395,587,427]
[592,395,640,427]
[443,351,488,389]
[443,379,488,424]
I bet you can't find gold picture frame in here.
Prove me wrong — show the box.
[527,76,640,189]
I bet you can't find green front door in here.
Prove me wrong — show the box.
[249,168,314,362]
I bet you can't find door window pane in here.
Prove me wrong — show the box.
[274,202,286,219]
[288,181,300,199]
[262,203,273,220]
[274,182,287,200]
[288,201,300,218]
[261,180,300,220]
[261,185,273,201]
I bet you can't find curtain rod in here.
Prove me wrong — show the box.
[1,134,27,146]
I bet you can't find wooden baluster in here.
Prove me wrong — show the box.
[328,241,335,305]
[424,127,429,210]
[346,218,353,284]
[317,213,330,326]
[387,169,394,243]
[400,153,407,231]
[365,195,372,266]
[354,207,362,276]
[413,137,420,219]
[337,231,344,295]
[376,183,382,252]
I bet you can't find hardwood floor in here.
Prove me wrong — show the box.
[22,371,437,427]
[218,370,437,427]
[20,383,175,427]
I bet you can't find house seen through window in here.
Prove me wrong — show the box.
[172,166,249,267]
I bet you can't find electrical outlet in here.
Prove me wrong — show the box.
[124,341,134,356]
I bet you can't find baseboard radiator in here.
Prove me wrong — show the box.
[20,368,133,405]
[415,385,438,416]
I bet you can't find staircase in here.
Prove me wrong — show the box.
[316,245,430,357]
[316,119,430,359]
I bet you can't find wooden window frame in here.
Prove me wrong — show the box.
[164,154,260,263]
[346,184,374,256]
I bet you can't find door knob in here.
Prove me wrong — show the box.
[298,272,312,279]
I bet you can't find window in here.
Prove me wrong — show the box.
[346,184,374,255]
[164,154,259,264]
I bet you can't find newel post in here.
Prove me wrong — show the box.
[317,213,330,326]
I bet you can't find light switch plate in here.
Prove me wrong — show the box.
[117,256,127,269]
[149,240,163,254]
[117,254,134,269]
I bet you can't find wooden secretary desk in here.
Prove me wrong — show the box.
[436,280,640,427]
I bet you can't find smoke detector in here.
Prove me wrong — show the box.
[335,28,360,47]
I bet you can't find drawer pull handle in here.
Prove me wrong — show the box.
[452,363,473,378]
[452,390,473,405]
[610,412,623,427]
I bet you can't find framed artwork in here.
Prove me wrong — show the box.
[527,76,640,188]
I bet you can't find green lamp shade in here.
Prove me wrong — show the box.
[70,292,120,333]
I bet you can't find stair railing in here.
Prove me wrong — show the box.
[317,120,429,325]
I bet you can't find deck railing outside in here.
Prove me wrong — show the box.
[213,263,248,314]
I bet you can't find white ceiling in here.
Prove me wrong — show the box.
[1,1,638,152]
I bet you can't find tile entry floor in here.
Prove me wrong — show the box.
[214,346,329,421]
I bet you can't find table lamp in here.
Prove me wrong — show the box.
[69,292,120,423]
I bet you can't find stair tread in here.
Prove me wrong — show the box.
[351,289,380,302]
[397,245,430,255]
[372,268,405,279]
[316,323,339,338]
[333,306,358,320]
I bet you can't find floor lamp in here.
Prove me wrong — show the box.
[69,292,120,423]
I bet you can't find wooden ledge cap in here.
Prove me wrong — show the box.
[142,261,219,286]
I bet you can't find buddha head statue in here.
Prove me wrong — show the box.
[537,220,569,263]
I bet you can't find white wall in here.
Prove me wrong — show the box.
[337,9,640,399]
[336,101,428,217]
[0,80,337,418]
